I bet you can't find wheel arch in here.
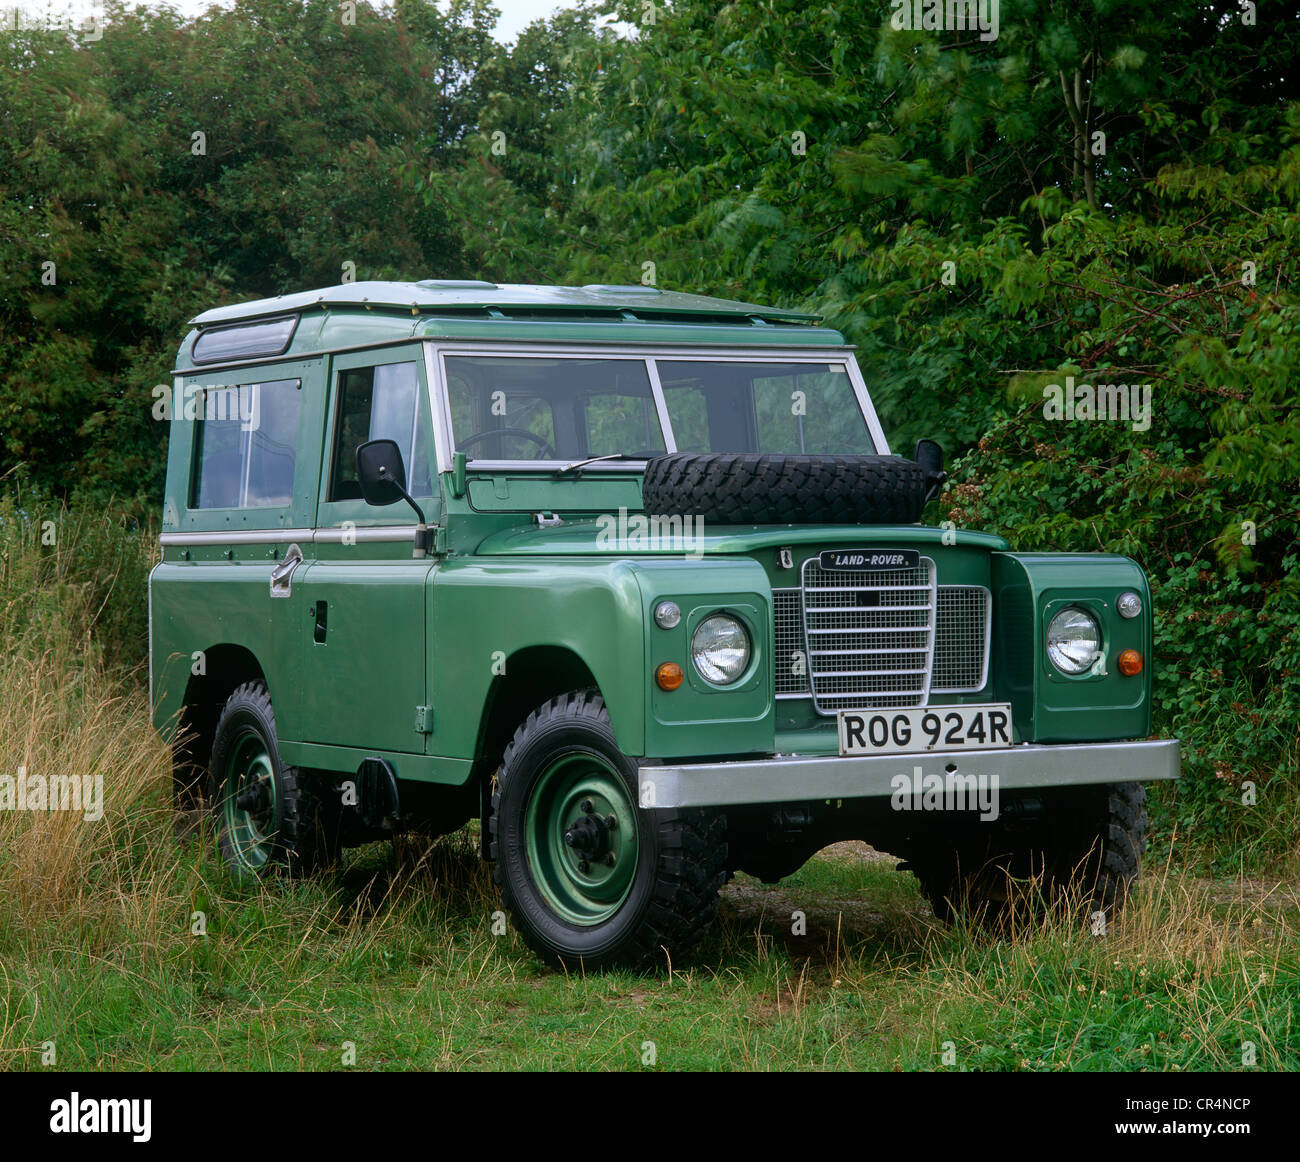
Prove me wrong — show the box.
[471,645,601,857]
[171,644,269,808]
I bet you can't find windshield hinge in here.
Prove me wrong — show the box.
[534,512,565,528]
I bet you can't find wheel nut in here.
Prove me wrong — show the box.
[604,853,616,867]
[564,831,576,847]
[580,799,594,814]
[605,815,617,831]
[578,859,590,873]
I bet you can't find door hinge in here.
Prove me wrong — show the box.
[414,705,435,734]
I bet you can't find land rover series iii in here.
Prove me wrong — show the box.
[150,280,1180,968]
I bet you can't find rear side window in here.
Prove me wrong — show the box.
[328,362,434,501]
[191,379,302,509]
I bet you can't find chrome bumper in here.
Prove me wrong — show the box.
[640,738,1180,810]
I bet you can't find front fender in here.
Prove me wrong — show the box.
[991,552,1153,742]
[430,557,646,757]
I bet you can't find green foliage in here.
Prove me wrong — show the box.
[0,0,504,508]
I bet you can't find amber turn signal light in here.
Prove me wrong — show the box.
[656,662,684,690]
[1118,649,1143,676]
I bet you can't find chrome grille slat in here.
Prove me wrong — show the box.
[808,648,930,656]
[800,584,932,593]
[806,629,930,636]
[772,566,991,707]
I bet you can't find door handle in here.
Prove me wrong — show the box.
[270,543,304,598]
[313,600,328,644]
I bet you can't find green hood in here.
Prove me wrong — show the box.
[474,520,1009,557]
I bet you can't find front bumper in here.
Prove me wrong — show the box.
[640,738,1180,809]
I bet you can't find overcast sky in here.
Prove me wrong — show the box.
[22,1,584,44]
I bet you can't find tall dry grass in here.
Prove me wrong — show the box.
[0,645,172,924]
[0,492,170,926]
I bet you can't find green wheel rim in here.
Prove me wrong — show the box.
[524,750,639,925]
[221,727,279,874]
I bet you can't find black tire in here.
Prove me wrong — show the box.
[489,690,727,971]
[903,783,1147,928]
[640,452,928,525]
[208,682,329,879]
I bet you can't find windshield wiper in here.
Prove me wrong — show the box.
[551,453,644,477]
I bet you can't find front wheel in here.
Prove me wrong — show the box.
[489,691,727,970]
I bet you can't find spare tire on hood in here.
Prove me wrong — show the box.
[640,452,929,525]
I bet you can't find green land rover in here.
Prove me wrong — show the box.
[150,280,1180,969]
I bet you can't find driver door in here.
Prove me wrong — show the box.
[293,345,437,756]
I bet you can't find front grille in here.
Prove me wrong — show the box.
[772,588,808,696]
[773,562,990,712]
[932,586,990,692]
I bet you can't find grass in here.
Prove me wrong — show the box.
[3,735,1296,1072]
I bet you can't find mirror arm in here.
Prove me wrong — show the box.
[378,468,434,558]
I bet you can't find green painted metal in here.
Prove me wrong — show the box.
[523,752,639,925]
[475,520,1010,557]
[632,559,774,758]
[428,557,648,759]
[991,552,1152,742]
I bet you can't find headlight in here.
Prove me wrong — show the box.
[1046,607,1102,675]
[691,614,750,685]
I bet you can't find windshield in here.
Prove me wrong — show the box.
[658,360,874,454]
[443,353,876,461]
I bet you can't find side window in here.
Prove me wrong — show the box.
[191,379,301,509]
[328,361,433,501]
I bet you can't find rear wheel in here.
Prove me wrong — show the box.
[490,690,727,970]
[208,682,330,879]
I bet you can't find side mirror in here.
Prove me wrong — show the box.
[356,438,409,507]
[355,439,434,556]
[912,438,946,502]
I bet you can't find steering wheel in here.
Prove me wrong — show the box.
[455,428,555,459]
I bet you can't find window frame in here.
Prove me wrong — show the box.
[189,379,304,511]
[316,344,440,530]
[175,360,314,532]
[190,314,298,365]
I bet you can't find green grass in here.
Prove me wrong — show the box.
[3,815,1296,1071]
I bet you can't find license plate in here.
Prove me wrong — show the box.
[819,548,920,571]
[837,704,1014,757]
